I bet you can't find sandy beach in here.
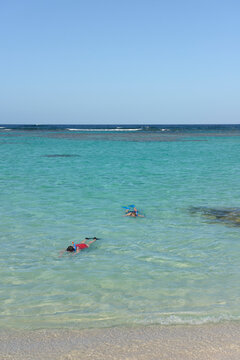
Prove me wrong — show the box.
[1,322,240,360]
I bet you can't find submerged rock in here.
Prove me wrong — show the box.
[189,206,240,226]
[42,154,80,158]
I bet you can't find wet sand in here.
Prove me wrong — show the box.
[1,322,240,360]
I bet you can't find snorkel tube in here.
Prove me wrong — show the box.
[122,205,135,209]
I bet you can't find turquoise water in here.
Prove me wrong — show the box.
[1,127,240,329]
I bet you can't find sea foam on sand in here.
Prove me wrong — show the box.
[1,322,240,360]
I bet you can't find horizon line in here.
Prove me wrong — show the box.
[0,123,240,126]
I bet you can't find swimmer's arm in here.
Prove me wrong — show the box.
[58,249,65,258]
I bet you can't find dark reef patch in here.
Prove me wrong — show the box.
[189,206,240,227]
[42,154,80,158]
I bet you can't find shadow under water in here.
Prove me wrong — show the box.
[189,206,240,227]
[42,154,80,158]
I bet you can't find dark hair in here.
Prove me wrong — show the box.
[66,245,75,252]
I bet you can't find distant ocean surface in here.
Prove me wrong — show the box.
[1,124,240,330]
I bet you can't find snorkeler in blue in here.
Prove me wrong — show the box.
[124,207,144,217]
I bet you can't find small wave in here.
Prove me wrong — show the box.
[67,128,142,132]
[135,313,240,326]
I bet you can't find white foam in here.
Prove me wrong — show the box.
[67,128,142,132]
[132,313,240,326]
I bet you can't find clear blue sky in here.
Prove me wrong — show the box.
[1,0,240,124]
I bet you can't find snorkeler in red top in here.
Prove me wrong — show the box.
[66,237,98,253]
[59,237,99,257]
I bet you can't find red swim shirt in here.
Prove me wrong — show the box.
[76,243,88,250]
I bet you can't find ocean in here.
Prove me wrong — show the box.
[1,124,240,331]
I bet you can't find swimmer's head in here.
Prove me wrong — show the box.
[66,245,75,252]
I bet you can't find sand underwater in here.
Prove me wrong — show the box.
[1,125,240,359]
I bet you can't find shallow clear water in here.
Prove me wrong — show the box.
[1,126,240,329]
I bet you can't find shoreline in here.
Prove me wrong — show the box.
[1,322,240,360]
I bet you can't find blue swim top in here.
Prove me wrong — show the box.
[71,242,77,251]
